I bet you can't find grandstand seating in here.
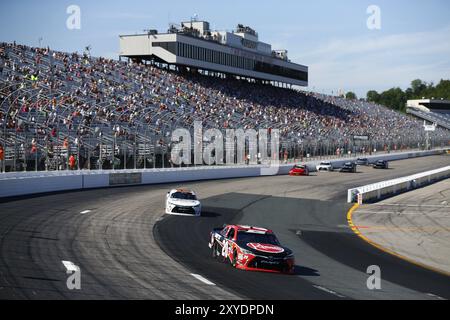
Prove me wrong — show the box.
[0,42,449,171]
[407,108,450,130]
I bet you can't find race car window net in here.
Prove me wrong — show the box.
[171,192,197,200]
[227,228,235,239]
[237,232,280,245]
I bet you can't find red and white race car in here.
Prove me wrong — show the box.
[209,224,295,273]
[288,164,309,176]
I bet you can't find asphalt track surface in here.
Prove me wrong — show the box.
[0,155,449,300]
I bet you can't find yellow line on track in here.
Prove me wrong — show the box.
[347,203,450,277]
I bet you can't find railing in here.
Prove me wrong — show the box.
[348,164,450,203]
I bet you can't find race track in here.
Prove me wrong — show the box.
[0,155,449,300]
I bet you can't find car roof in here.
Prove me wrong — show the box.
[226,224,273,234]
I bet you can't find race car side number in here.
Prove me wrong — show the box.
[222,240,229,257]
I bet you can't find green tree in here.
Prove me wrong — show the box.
[345,91,357,100]
[405,87,413,100]
[379,87,406,112]
[366,90,380,103]
[365,78,450,113]
[432,79,450,100]
[411,79,427,96]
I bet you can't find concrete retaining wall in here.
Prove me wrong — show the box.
[0,149,446,199]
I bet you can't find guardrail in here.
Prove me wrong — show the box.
[347,166,450,203]
[0,148,446,199]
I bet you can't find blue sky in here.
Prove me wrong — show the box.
[1,0,449,97]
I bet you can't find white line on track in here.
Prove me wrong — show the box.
[312,285,346,298]
[62,260,79,272]
[80,210,91,214]
[190,273,216,286]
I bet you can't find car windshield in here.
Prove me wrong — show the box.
[294,165,305,169]
[320,162,330,165]
[237,231,280,245]
[171,192,197,200]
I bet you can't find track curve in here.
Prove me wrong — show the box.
[1,155,449,299]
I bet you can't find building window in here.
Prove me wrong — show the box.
[155,41,307,82]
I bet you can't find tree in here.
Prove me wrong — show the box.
[365,78,450,113]
[345,91,357,100]
[411,79,427,97]
[433,79,450,100]
[405,87,413,100]
[366,90,380,103]
[379,87,406,112]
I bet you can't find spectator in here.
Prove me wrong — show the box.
[69,154,76,170]
[0,144,4,172]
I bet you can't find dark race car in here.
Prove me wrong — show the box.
[373,159,389,169]
[356,158,369,166]
[339,161,357,173]
[209,225,295,274]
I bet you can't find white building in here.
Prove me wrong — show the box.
[119,20,308,87]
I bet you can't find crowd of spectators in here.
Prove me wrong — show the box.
[0,41,449,170]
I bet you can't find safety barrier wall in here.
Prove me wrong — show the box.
[347,165,450,203]
[0,149,446,198]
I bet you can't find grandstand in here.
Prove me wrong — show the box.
[0,41,449,172]
[406,99,450,130]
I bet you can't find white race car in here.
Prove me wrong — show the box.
[316,161,334,171]
[165,189,202,216]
